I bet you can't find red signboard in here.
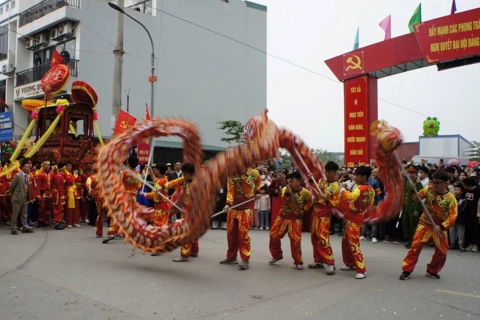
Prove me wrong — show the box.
[343,51,365,77]
[414,8,480,64]
[149,76,158,83]
[137,138,151,164]
[344,75,377,168]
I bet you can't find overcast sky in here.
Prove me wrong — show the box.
[252,0,480,152]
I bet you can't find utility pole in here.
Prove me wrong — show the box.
[110,0,125,135]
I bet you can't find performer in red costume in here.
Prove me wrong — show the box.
[399,171,458,280]
[36,160,54,227]
[308,161,340,275]
[51,164,65,230]
[219,166,261,270]
[27,163,37,228]
[339,166,375,279]
[103,155,142,243]
[162,163,197,262]
[62,161,77,228]
[73,167,85,227]
[268,171,312,270]
[140,163,170,229]
[88,168,105,237]
[267,171,287,226]
[0,161,14,224]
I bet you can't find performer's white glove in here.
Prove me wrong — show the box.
[223,205,230,212]
[340,188,346,194]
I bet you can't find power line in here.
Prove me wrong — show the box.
[142,3,480,134]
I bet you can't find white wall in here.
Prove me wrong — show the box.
[419,136,459,157]
[77,0,267,147]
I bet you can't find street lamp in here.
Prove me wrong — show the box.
[108,2,156,118]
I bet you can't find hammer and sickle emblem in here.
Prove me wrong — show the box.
[345,55,362,71]
[120,121,128,129]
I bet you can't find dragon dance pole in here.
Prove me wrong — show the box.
[124,166,182,212]
[292,144,324,196]
[211,198,255,218]
[393,152,436,227]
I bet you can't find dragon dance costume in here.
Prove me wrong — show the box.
[36,163,54,226]
[62,165,77,227]
[107,168,142,236]
[402,186,457,275]
[51,166,65,226]
[310,179,340,267]
[221,168,261,267]
[269,186,312,266]
[340,184,375,274]
[0,166,15,223]
[165,176,198,259]
[144,175,170,228]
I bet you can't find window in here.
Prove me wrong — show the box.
[0,25,8,61]
[0,7,3,15]
[5,4,8,11]
[11,1,14,9]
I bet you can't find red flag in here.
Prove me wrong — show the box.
[51,49,63,68]
[114,109,137,135]
[0,96,8,109]
[145,104,151,120]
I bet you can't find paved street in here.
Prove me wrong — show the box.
[1,224,479,320]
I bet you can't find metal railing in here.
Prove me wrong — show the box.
[16,59,78,86]
[19,0,80,27]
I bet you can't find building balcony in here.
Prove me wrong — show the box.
[19,0,80,28]
[16,59,78,87]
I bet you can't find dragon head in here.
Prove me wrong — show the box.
[242,109,269,142]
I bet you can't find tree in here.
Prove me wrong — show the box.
[279,150,293,169]
[312,149,343,166]
[217,120,245,145]
[279,148,343,170]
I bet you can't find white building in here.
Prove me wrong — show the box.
[0,0,267,156]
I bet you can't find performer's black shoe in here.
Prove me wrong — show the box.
[11,230,18,235]
[399,271,411,280]
[219,258,238,264]
[102,235,115,244]
[426,271,440,279]
[21,228,34,233]
[308,262,324,269]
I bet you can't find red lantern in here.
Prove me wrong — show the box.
[41,64,70,101]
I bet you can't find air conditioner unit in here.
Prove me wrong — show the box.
[58,21,74,37]
[37,33,49,46]
[2,64,15,76]
[51,28,62,41]
[25,38,38,50]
